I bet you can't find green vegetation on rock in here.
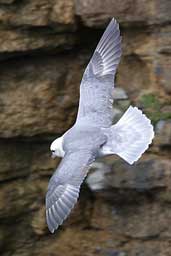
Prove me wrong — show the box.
[139,94,171,124]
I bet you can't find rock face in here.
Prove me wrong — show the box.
[0,1,171,256]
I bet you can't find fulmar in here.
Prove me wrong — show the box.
[46,18,154,233]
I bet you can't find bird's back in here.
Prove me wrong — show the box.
[63,123,106,154]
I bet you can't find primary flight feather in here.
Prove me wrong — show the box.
[46,18,154,233]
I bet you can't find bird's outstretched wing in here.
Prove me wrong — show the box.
[46,150,95,233]
[76,18,122,127]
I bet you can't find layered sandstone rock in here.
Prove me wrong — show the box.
[0,1,171,256]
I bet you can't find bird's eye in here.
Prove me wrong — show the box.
[51,150,55,153]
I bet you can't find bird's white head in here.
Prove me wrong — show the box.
[50,136,65,158]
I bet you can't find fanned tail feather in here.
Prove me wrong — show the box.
[103,106,154,164]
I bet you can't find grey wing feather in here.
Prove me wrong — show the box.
[91,18,122,77]
[76,18,122,126]
[46,150,95,233]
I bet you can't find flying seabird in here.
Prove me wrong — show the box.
[46,18,154,233]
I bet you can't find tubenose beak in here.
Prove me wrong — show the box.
[51,151,56,159]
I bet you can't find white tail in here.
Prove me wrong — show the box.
[102,106,154,164]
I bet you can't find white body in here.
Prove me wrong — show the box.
[50,106,154,165]
[51,134,107,159]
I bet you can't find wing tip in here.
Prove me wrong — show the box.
[109,17,119,27]
[83,17,122,78]
[46,185,80,234]
[96,17,122,76]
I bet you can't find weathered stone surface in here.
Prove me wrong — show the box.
[117,55,152,99]
[0,28,76,53]
[154,0,171,24]
[0,1,171,256]
[155,54,171,95]
[108,157,171,190]
[0,0,76,54]
[0,0,15,4]
[0,0,75,27]
[76,0,171,27]
[112,88,128,100]
[76,0,154,27]
[51,0,75,25]
[155,120,171,146]
[87,157,171,191]
[0,139,57,182]
[0,54,86,137]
